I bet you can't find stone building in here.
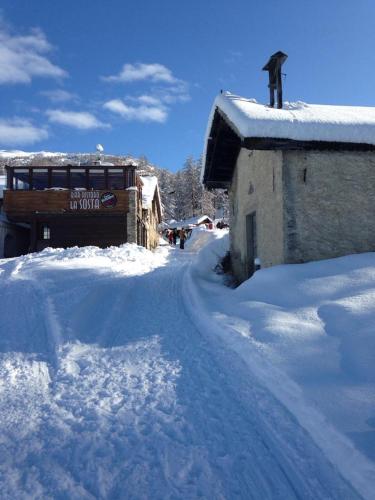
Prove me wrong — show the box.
[202,92,375,283]
[139,175,162,250]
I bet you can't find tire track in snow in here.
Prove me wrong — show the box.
[0,244,363,498]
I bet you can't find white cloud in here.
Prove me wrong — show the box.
[102,62,190,123]
[46,109,108,129]
[103,63,177,84]
[137,95,162,106]
[0,21,67,84]
[0,118,48,146]
[157,82,191,104]
[40,89,77,102]
[134,88,190,106]
[103,99,167,123]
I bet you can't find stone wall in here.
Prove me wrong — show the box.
[147,208,160,249]
[230,149,284,282]
[283,151,375,263]
[126,187,138,244]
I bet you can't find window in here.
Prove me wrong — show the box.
[51,169,68,189]
[108,169,124,190]
[32,169,48,190]
[88,169,106,189]
[13,169,29,190]
[70,169,86,189]
[42,225,50,240]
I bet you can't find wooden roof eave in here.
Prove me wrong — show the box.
[203,108,243,189]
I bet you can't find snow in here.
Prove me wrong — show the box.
[139,174,158,208]
[185,230,375,498]
[207,91,375,144]
[0,233,373,498]
[0,150,66,159]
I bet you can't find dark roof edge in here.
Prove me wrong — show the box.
[243,137,375,152]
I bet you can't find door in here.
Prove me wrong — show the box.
[246,212,257,278]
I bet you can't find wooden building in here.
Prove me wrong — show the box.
[2,164,158,256]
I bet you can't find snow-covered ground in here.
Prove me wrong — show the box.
[0,230,373,498]
[186,229,375,499]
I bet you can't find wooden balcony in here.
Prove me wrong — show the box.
[3,165,142,222]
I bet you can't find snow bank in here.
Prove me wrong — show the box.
[31,243,169,276]
[209,91,375,144]
[184,234,375,499]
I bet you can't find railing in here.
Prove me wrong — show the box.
[5,165,138,191]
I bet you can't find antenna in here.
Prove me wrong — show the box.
[262,51,288,109]
[95,144,104,165]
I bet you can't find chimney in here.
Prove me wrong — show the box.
[262,51,288,109]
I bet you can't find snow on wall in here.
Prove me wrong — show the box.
[139,175,158,209]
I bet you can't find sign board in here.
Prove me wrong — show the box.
[69,191,117,210]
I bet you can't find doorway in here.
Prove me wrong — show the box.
[246,212,257,278]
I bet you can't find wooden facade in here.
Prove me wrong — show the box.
[2,165,145,255]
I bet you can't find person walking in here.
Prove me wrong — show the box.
[179,228,186,250]
[172,228,177,246]
[168,229,173,245]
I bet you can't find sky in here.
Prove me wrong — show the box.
[1,0,375,171]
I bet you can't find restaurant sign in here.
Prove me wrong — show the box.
[69,191,117,210]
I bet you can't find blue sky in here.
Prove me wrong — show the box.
[1,0,375,171]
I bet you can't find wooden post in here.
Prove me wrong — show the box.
[30,217,37,252]
[269,79,275,108]
[85,168,90,190]
[277,67,283,109]
[6,167,13,190]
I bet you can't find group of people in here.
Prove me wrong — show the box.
[166,228,187,249]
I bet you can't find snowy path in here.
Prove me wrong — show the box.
[0,243,361,498]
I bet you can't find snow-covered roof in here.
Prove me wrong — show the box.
[208,92,375,145]
[139,175,160,209]
[202,91,375,187]
[168,215,213,229]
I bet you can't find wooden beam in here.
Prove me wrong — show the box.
[28,168,33,191]
[242,137,375,152]
[7,167,13,190]
[66,168,71,189]
[104,168,109,189]
[85,168,90,190]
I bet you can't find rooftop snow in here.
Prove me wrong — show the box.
[210,92,375,145]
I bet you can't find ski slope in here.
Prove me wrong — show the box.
[0,235,365,498]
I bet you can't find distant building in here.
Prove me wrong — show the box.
[168,215,213,229]
[1,164,162,257]
[139,175,162,249]
[202,92,375,282]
